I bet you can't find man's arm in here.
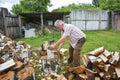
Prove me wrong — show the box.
[57,42,64,51]
[50,36,67,49]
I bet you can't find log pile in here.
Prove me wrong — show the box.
[0,33,35,80]
[48,47,120,80]
[82,46,120,80]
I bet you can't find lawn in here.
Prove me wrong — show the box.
[16,30,120,80]
[16,30,120,54]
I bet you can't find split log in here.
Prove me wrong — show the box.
[89,47,105,56]
[103,49,112,59]
[98,54,108,63]
[0,59,15,72]
[68,65,86,74]
[12,61,23,69]
[60,48,68,54]
[82,54,90,66]
[0,71,14,80]
[115,67,120,78]
[79,74,88,80]
[104,64,111,72]
[95,77,101,80]
[17,65,35,79]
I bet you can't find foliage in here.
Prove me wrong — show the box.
[93,0,120,10]
[92,0,99,7]
[52,3,100,12]
[11,0,50,14]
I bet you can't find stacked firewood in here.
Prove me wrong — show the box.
[0,33,35,80]
[54,47,120,80]
[82,47,120,80]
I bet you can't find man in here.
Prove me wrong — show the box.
[49,20,86,67]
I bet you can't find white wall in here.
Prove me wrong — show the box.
[70,10,109,30]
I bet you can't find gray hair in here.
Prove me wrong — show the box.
[54,20,64,27]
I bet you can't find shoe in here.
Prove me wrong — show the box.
[67,57,73,64]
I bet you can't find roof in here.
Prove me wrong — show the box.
[19,12,70,21]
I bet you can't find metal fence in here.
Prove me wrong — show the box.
[70,10,109,31]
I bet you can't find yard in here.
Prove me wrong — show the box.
[16,30,120,53]
[16,30,120,80]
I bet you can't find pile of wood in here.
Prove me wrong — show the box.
[82,47,120,80]
[0,33,35,80]
[52,47,120,80]
[38,40,61,72]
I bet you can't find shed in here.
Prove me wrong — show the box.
[111,10,120,31]
[19,12,70,35]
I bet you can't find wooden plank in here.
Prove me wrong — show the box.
[17,66,35,79]
[0,59,15,72]
[115,67,120,78]
[103,49,111,58]
[89,47,105,56]
[40,13,44,35]
[82,55,90,66]
[98,54,108,63]
[2,10,8,36]
[18,15,22,37]
[87,54,97,64]
[104,64,111,72]
[95,77,101,80]
[0,71,14,80]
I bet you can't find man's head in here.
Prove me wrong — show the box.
[54,20,64,30]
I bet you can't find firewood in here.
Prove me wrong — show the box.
[104,64,111,72]
[89,47,105,56]
[57,74,67,80]
[95,77,101,80]
[3,37,12,43]
[0,71,14,80]
[12,61,23,69]
[40,55,59,61]
[17,65,35,79]
[99,72,104,78]
[68,65,86,74]
[60,48,68,54]
[103,49,112,59]
[63,70,75,80]
[0,59,15,72]
[96,57,105,65]
[98,54,108,63]
[115,67,120,78]
[87,54,97,64]
[82,54,90,66]
[109,52,120,66]
[79,74,88,80]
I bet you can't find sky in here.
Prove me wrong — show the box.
[0,0,92,12]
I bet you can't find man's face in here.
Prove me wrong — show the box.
[56,24,63,30]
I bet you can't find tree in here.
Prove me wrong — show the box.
[11,0,50,14]
[52,3,100,12]
[93,0,120,10]
[92,0,99,7]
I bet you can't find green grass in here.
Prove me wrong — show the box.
[15,30,120,80]
[16,30,120,54]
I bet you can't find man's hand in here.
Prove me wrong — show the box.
[48,45,55,50]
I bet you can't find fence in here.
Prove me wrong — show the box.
[70,10,109,31]
[0,8,22,38]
